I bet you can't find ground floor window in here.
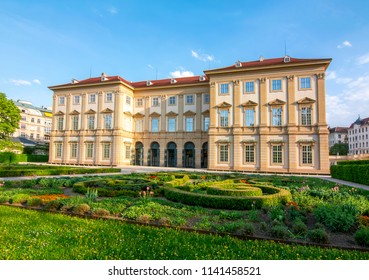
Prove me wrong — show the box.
[55,143,63,158]
[71,143,78,158]
[86,143,94,159]
[125,145,131,160]
[244,144,255,163]
[301,144,313,165]
[219,144,229,163]
[272,144,283,164]
[103,143,111,159]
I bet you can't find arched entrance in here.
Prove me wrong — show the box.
[183,142,195,168]
[149,142,160,166]
[201,142,208,168]
[135,142,144,166]
[165,142,177,167]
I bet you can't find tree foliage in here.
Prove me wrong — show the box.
[329,143,349,156]
[0,92,21,141]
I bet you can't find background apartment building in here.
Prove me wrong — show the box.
[348,117,369,155]
[329,127,348,148]
[48,56,331,174]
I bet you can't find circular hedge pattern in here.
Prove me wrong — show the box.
[207,186,263,197]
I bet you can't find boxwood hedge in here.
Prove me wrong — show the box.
[331,162,369,186]
[206,186,263,197]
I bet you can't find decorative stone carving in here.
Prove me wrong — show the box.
[316,73,325,79]
[259,77,266,83]
[233,80,240,85]
[210,82,216,88]
[287,75,294,81]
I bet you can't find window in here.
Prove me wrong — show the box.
[185,117,194,132]
[126,96,131,105]
[301,145,313,165]
[20,132,26,137]
[168,118,176,132]
[21,124,26,129]
[59,96,65,105]
[204,116,210,131]
[71,143,78,158]
[245,81,255,93]
[299,77,311,89]
[55,143,63,158]
[37,119,41,124]
[106,93,113,102]
[272,107,282,126]
[220,110,229,127]
[151,118,159,132]
[272,145,283,164]
[204,94,210,104]
[169,96,176,105]
[152,97,159,106]
[89,94,96,103]
[220,83,229,94]
[73,95,80,104]
[135,119,143,132]
[301,107,312,125]
[36,134,40,140]
[105,114,112,129]
[21,116,26,121]
[31,118,35,123]
[30,133,34,139]
[57,117,64,131]
[219,144,229,162]
[125,145,131,159]
[72,116,79,130]
[103,143,111,159]
[245,109,254,127]
[186,95,194,105]
[136,98,143,107]
[271,79,282,91]
[244,145,255,163]
[86,143,94,158]
[87,115,95,130]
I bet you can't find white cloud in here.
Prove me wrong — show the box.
[170,70,194,78]
[10,79,32,86]
[337,40,352,48]
[357,53,369,65]
[326,71,337,80]
[191,50,214,62]
[33,79,41,85]
[108,7,118,14]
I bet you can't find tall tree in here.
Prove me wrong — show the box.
[0,92,21,140]
[329,143,349,156]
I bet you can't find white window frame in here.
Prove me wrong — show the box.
[244,81,255,93]
[185,117,194,132]
[219,144,229,163]
[219,83,229,94]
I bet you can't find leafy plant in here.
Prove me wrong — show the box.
[270,224,290,239]
[85,188,98,201]
[307,228,329,244]
[354,227,369,247]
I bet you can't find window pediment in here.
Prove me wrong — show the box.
[85,109,96,114]
[241,100,258,107]
[54,111,65,116]
[124,111,132,116]
[202,109,210,115]
[216,139,231,143]
[216,101,232,108]
[133,112,145,118]
[268,99,286,106]
[149,112,161,118]
[69,110,80,115]
[183,110,196,116]
[297,97,316,104]
[101,108,114,113]
[166,111,178,117]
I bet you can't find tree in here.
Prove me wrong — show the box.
[329,143,349,156]
[0,92,21,141]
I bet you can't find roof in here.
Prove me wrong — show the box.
[329,127,349,133]
[14,100,52,116]
[349,117,369,129]
[131,76,208,88]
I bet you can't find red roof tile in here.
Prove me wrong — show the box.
[131,75,208,88]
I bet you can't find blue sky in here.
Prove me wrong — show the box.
[1,0,369,127]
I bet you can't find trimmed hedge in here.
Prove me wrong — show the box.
[337,160,369,165]
[163,185,292,210]
[0,153,48,163]
[163,175,190,188]
[331,163,369,186]
[207,186,263,197]
[0,167,121,177]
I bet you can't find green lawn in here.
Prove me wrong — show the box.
[1,205,368,260]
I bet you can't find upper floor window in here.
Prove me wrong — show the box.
[106,93,113,102]
[126,96,131,105]
[271,79,282,91]
[72,116,79,130]
[31,118,35,123]
[59,96,65,105]
[301,107,312,126]
[136,98,143,107]
[299,77,311,89]
[204,94,210,104]
[104,114,112,129]
[245,109,255,127]
[135,119,143,132]
[151,118,159,132]
[152,97,159,106]
[185,95,194,105]
[245,81,255,93]
[219,83,229,94]
[87,115,95,130]
[203,116,210,131]
[168,118,176,132]
[169,96,176,106]
[89,94,96,103]
[57,117,64,131]
[220,110,229,127]
[185,117,194,132]
[37,119,41,124]
[73,95,80,104]
[272,107,282,126]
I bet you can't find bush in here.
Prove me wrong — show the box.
[331,163,369,185]
[207,186,263,197]
[270,225,290,239]
[268,206,285,222]
[292,219,308,235]
[307,228,329,244]
[12,194,30,204]
[44,200,64,211]
[0,196,9,203]
[73,203,90,215]
[27,198,43,207]
[91,208,110,217]
[354,227,369,247]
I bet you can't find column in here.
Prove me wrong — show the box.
[81,93,87,130]
[316,73,327,125]
[160,95,167,132]
[178,94,184,132]
[233,80,241,127]
[144,96,150,132]
[114,91,123,129]
[97,92,103,129]
[196,93,202,132]
[258,78,268,171]
[208,82,217,169]
[78,136,85,164]
[287,75,296,125]
[65,94,71,130]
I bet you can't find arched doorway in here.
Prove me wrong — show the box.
[183,142,195,168]
[149,142,160,166]
[201,142,208,168]
[165,142,177,167]
[135,142,144,166]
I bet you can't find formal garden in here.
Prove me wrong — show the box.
[1,169,369,260]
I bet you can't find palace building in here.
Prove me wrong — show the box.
[48,56,331,174]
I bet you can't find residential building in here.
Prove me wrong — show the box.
[328,127,348,148]
[48,56,331,174]
[348,117,369,155]
[12,100,52,143]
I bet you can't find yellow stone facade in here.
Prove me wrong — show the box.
[48,56,331,174]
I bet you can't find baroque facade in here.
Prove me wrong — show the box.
[48,56,331,174]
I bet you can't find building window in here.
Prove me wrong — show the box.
[185,95,194,105]
[204,116,210,131]
[245,81,255,93]
[301,107,312,125]
[86,143,94,159]
[244,144,255,163]
[87,115,95,130]
[169,96,176,106]
[301,145,313,165]
[219,144,229,162]
[204,94,210,104]
[299,77,311,89]
[272,107,282,126]
[103,143,111,159]
[185,117,194,132]
[219,83,229,94]
[89,94,96,103]
[59,96,65,105]
[135,119,143,132]
[37,119,41,124]
[220,110,229,127]
[73,95,80,104]
[21,116,26,121]
[136,98,143,107]
[245,109,254,127]
[272,145,283,164]
[125,145,131,160]
[72,116,79,130]
[55,143,63,158]
[21,124,26,129]
[36,134,40,140]
[30,133,34,139]
[126,96,131,105]
[151,118,159,132]
[271,79,282,91]
[31,118,35,123]
[106,93,113,102]
[152,97,159,106]
[105,114,112,129]
[168,118,176,132]
[71,143,78,158]
[20,132,26,137]
[57,117,64,131]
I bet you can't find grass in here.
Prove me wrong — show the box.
[1,205,369,260]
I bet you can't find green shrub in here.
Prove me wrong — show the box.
[86,188,98,201]
[270,225,290,239]
[0,196,9,203]
[268,206,285,222]
[207,186,262,197]
[73,203,91,215]
[354,227,369,247]
[27,198,43,207]
[12,194,31,204]
[292,219,308,235]
[91,208,110,217]
[44,200,64,211]
[331,163,369,185]
[307,228,329,244]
